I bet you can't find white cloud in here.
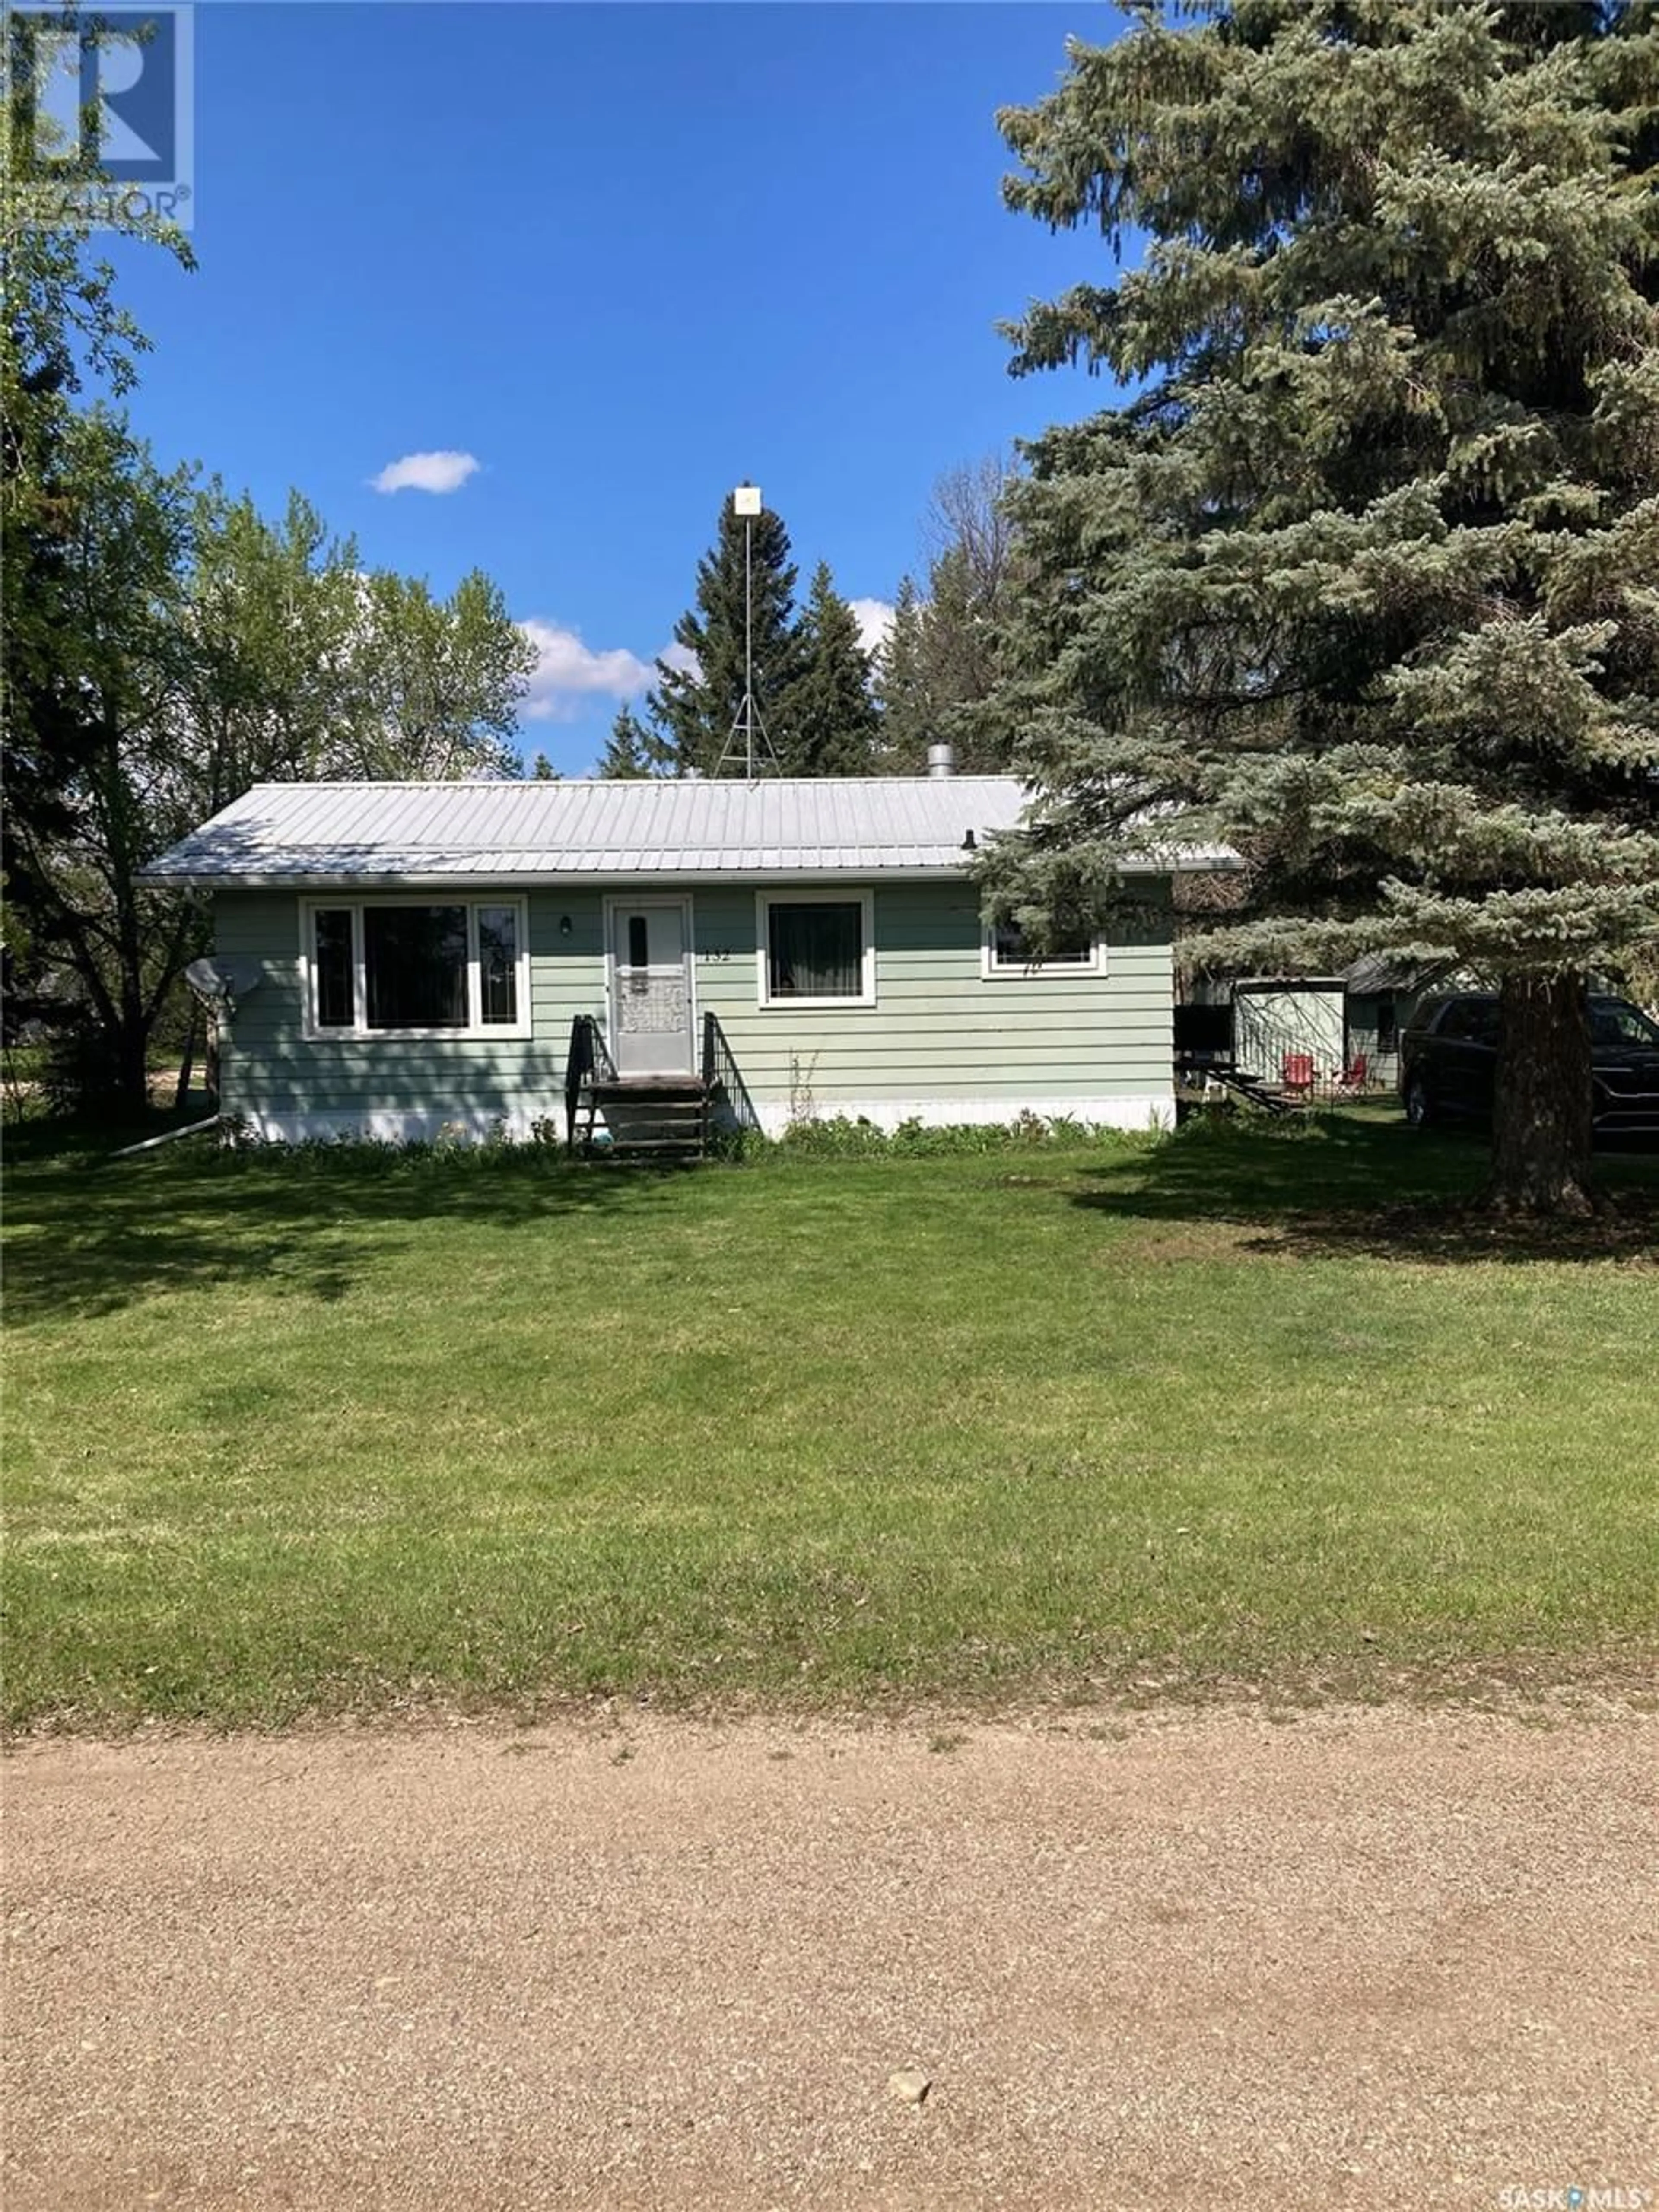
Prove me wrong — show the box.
[658,641,700,680]
[849,597,896,658]
[371,450,481,496]
[519,619,655,722]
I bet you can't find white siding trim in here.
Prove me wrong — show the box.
[242,1107,545,1146]
[749,1092,1171,1136]
[239,1091,1173,1147]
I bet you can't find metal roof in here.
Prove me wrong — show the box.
[143,777,1233,888]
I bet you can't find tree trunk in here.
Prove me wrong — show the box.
[112,1016,151,1119]
[175,1005,198,1110]
[1489,973,1596,1217]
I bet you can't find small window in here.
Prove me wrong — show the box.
[765,899,867,1002]
[313,908,355,1029]
[478,905,519,1026]
[985,915,1097,976]
[627,914,649,970]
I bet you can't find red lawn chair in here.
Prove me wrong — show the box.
[1281,1051,1316,1096]
[1333,1051,1370,1097]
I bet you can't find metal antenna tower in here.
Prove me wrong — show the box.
[715,482,779,779]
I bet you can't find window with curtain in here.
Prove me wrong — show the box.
[765,900,867,1001]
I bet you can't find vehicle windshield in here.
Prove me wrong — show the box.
[1590,1001,1659,1049]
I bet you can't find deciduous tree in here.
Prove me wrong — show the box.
[335,569,533,781]
[1,81,193,1004]
[176,486,363,803]
[876,454,1024,770]
[6,411,199,1112]
[2,63,534,1113]
[11,429,538,1114]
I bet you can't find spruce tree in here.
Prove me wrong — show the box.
[648,496,805,775]
[986,0,1659,1216]
[597,703,665,779]
[874,575,933,770]
[921,545,1012,768]
[779,561,880,774]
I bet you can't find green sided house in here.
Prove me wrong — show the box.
[144,774,1226,1146]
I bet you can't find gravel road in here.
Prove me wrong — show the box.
[5,1705,1655,2210]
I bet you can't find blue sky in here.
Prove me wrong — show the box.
[112,2,1129,771]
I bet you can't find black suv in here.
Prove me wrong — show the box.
[1400,993,1659,1135]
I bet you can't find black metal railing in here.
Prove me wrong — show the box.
[563,1014,618,1148]
[702,1010,760,1145]
[563,1016,591,1149]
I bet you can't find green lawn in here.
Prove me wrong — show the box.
[4,1112,1656,1728]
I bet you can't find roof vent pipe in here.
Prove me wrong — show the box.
[927,741,955,779]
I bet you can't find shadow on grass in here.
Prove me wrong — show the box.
[3,1116,686,1324]
[1073,1109,1659,1265]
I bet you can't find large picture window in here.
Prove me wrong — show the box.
[364,905,469,1030]
[757,893,875,1007]
[304,899,530,1037]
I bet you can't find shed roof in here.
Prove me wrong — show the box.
[144,777,1234,888]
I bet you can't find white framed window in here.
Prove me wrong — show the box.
[756,889,876,1008]
[300,896,532,1039]
[982,915,1103,980]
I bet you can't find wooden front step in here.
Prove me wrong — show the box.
[583,1077,711,1162]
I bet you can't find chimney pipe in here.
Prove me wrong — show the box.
[927,741,955,779]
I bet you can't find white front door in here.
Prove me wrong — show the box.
[609,899,695,1076]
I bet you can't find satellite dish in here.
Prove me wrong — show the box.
[185,956,264,1025]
